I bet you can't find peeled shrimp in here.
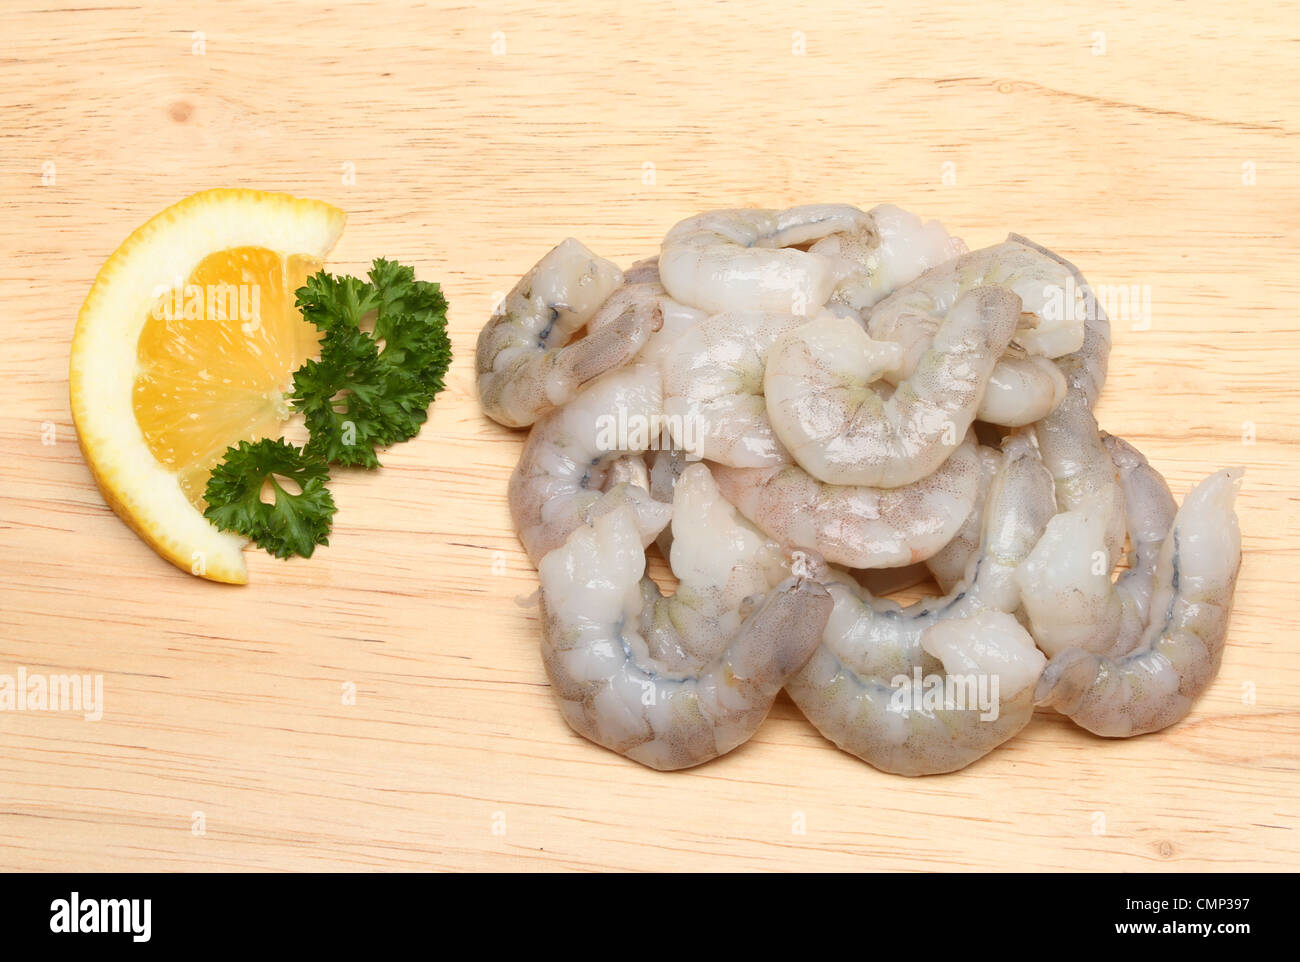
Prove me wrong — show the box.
[538,465,832,770]
[785,432,1056,774]
[661,310,810,466]
[710,432,983,569]
[1017,434,1178,658]
[587,262,716,387]
[1101,434,1180,656]
[867,237,1087,426]
[1036,396,1126,569]
[809,203,967,312]
[978,352,1068,427]
[926,444,1002,594]
[1034,468,1243,737]
[869,238,1086,364]
[659,205,870,316]
[1008,233,1110,408]
[764,286,1021,488]
[584,271,666,335]
[1011,236,1127,563]
[478,239,658,428]
[1016,490,1122,657]
[508,363,671,564]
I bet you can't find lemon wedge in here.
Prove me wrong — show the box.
[70,189,346,583]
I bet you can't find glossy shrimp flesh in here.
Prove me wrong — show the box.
[809,203,967,312]
[661,310,810,466]
[785,432,1055,774]
[1008,233,1110,408]
[869,238,1086,364]
[538,464,832,770]
[482,208,1245,774]
[1016,434,1177,657]
[867,237,1087,426]
[1014,236,1127,564]
[710,432,983,569]
[1033,468,1243,737]
[764,286,1021,487]
[1101,434,1180,656]
[586,261,719,389]
[477,239,658,428]
[926,443,1002,594]
[977,352,1068,427]
[659,204,871,316]
[508,363,671,564]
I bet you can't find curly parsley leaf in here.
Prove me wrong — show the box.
[203,439,336,559]
[290,258,451,468]
[295,271,380,333]
[291,324,428,468]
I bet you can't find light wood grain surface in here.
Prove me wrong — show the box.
[2,0,1298,872]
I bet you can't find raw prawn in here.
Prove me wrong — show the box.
[926,443,1002,594]
[659,205,870,316]
[785,432,1056,774]
[764,286,1021,487]
[661,310,811,466]
[508,363,671,564]
[868,237,1086,366]
[809,203,967,312]
[538,465,832,770]
[867,237,1087,426]
[977,352,1067,427]
[477,239,658,428]
[710,432,983,569]
[1033,468,1243,737]
[588,262,714,386]
[1016,434,1177,657]
[1011,236,1127,563]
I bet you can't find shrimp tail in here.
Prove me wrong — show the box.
[1032,647,1104,715]
[476,238,631,428]
[1032,468,1244,738]
[554,303,663,397]
[486,302,663,429]
[738,576,832,678]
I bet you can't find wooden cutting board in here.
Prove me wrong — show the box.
[2,0,1296,871]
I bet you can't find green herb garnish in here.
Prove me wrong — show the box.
[203,259,451,558]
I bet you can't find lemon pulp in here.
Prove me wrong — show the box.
[132,247,323,507]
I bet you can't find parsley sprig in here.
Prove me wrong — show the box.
[202,259,451,559]
[292,260,450,467]
[203,439,336,560]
